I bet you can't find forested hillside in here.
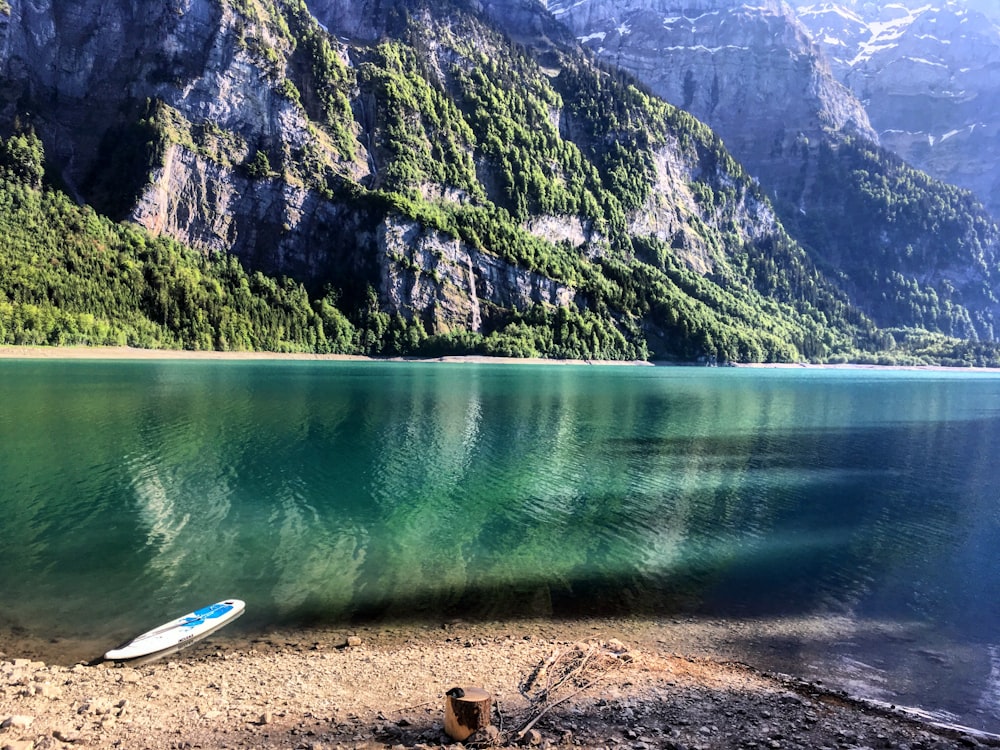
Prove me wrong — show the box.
[0,131,354,353]
[0,0,997,366]
[780,136,1000,339]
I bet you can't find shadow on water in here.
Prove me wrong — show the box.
[222,407,991,630]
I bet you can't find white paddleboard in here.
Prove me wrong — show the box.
[104,599,245,662]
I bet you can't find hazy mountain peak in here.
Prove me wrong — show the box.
[791,0,1000,217]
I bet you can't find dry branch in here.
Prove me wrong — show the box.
[513,639,633,741]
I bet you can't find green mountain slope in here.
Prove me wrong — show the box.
[780,135,1000,339]
[0,0,996,365]
[0,132,355,352]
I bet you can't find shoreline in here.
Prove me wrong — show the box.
[0,344,652,366]
[2,344,1000,373]
[3,617,998,749]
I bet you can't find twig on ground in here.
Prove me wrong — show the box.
[512,639,632,742]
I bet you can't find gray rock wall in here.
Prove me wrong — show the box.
[545,0,876,209]
[379,216,575,334]
[793,0,1000,219]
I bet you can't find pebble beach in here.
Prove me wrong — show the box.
[2,618,997,750]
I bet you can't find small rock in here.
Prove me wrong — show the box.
[259,710,274,725]
[1,715,34,730]
[35,683,62,699]
[523,728,543,746]
[118,669,142,684]
[345,636,363,648]
[53,728,81,743]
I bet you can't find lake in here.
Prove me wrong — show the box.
[1,359,999,732]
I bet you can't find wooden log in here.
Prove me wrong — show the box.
[443,686,491,741]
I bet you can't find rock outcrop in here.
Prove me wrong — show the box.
[0,1,226,194]
[545,0,876,200]
[793,0,1000,220]
[379,216,575,332]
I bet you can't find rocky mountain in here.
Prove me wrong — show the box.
[0,0,997,362]
[792,0,1000,221]
[544,0,876,194]
[538,0,1000,339]
[0,0,874,362]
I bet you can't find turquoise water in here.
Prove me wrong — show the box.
[2,361,1000,730]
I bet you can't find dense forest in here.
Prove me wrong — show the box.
[1,0,999,367]
[779,136,1000,341]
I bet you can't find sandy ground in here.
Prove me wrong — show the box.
[2,344,997,373]
[1,618,996,750]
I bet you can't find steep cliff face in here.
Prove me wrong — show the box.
[303,0,403,41]
[0,0,472,326]
[379,215,575,333]
[130,143,365,282]
[0,1,222,194]
[545,0,876,198]
[0,0,365,254]
[793,0,1000,220]
[1,0,997,359]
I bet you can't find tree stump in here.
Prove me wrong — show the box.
[443,686,491,741]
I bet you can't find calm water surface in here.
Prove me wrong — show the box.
[2,361,999,731]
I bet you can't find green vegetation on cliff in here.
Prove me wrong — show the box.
[344,12,883,364]
[0,142,345,352]
[2,0,998,367]
[0,129,637,359]
[781,135,1000,340]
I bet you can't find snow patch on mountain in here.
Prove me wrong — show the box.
[790,0,1000,217]
[545,0,589,16]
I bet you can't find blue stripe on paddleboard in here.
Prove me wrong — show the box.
[181,603,233,628]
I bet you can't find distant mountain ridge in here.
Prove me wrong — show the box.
[791,0,1000,220]
[532,0,1000,338]
[543,0,877,185]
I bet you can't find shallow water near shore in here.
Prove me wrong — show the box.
[2,360,1000,732]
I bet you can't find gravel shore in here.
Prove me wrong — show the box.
[2,619,995,750]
